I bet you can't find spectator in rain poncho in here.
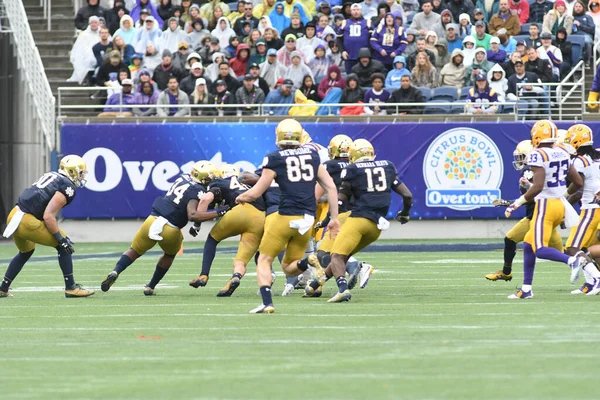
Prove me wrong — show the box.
[133,16,162,54]
[260,48,287,89]
[187,18,211,49]
[133,80,159,116]
[113,15,137,45]
[67,16,101,83]
[253,0,277,19]
[211,17,237,49]
[161,17,188,53]
[268,2,290,35]
[296,22,325,63]
[292,3,311,25]
[200,0,231,22]
[461,35,476,67]
[258,16,273,35]
[206,52,233,80]
[284,51,313,89]
[308,44,333,82]
[141,41,162,71]
[130,0,164,27]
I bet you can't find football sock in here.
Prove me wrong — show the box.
[536,246,570,264]
[316,250,331,267]
[345,260,360,276]
[336,276,348,293]
[259,285,273,305]
[232,272,243,280]
[0,250,34,291]
[286,276,300,286]
[522,243,536,286]
[148,265,169,289]
[583,263,600,279]
[200,235,219,276]
[503,237,517,274]
[114,254,134,274]
[297,258,309,272]
[521,284,532,293]
[57,247,75,289]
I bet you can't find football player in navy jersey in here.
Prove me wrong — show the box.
[1,155,94,298]
[101,161,229,296]
[305,139,413,302]
[235,118,341,314]
[188,164,267,297]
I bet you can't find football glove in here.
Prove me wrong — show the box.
[59,237,75,254]
[215,205,230,217]
[315,214,331,230]
[395,210,410,224]
[492,198,513,208]
[189,223,201,237]
[504,204,520,218]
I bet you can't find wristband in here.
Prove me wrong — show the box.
[513,195,527,207]
[53,232,65,242]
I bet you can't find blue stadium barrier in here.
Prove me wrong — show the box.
[423,100,451,114]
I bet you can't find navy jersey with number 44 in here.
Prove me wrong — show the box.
[263,147,321,216]
[209,176,266,211]
[342,160,401,223]
[151,174,206,228]
[17,172,77,220]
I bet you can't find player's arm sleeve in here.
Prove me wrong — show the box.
[209,187,224,204]
[572,157,585,174]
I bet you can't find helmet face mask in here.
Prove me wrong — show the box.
[512,140,533,170]
[349,139,375,164]
[275,119,303,148]
[328,134,352,159]
[191,161,221,185]
[566,124,593,150]
[59,155,88,187]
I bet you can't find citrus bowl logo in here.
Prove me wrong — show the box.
[423,127,503,211]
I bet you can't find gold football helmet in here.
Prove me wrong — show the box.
[328,134,352,159]
[512,140,533,170]
[220,163,240,178]
[566,124,593,150]
[300,130,312,145]
[191,161,221,185]
[59,154,88,187]
[349,139,375,163]
[530,120,557,148]
[275,119,303,148]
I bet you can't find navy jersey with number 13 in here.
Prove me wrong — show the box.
[263,147,321,216]
[342,160,402,222]
[151,174,206,228]
[17,172,77,220]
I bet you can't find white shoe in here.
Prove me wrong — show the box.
[359,263,374,289]
[249,304,275,314]
[570,256,586,284]
[281,283,295,296]
[587,279,600,295]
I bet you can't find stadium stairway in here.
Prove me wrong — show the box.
[24,0,98,118]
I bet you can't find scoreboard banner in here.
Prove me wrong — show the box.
[60,121,578,219]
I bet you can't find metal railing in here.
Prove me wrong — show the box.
[514,78,585,121]
[557,60,585,120]
[40,0,51,31]
[57,86,520,120]
[1,0,55,149]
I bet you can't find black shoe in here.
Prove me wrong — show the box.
[101,271,118,292]
[216,277,240,297]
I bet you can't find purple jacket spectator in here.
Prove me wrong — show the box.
[486,49,507,64]
[133,81,159,116]
[130,0,163,27]
[370,12,408,67]
[104,92,136,112]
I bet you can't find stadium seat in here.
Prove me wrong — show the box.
[384,88,395,97]
[520,23,531,34]
[513,34,529,44]
[423,100,451,114]
[459,87,470,100]
[450,103,465,114]
[415,87,432,101]
[432,86,458,101]
[569,35,585,66]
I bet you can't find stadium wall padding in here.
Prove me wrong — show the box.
[60,122,583,219]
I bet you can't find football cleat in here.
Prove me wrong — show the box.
[249,304,275,314]
[303,284,323,298]
[570,255,587,284]
[572,282,594,294]
[281,283,295,296]
[0,290,13,298]
[358,263,374,288]
[65,284,95,298]
[216,277,240,297]
[507,289,533,299]
[101,271,119,292]
[586,279,600,296]
[348,269,359,290]
[189,275,209,288]
[307,254,326,285]
[485,270,513,281]
[327,289,352,303]
[143,286,155,296]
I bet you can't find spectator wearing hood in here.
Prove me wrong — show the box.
[269,2,291,35]
[528,0,553,24]
[440,9,454,35]
[75,0,107,30]
[458,13,472,37]
[299,75,321,102]
[297,22,326,63]
[254,0,277,18]
[486,36,507,63]
[233,2,260,35]
[341,74,366,103]
[278,34,307,66]
[434,38,450,70]
[284,51,313,88]
[212,17,237,49]
[264,79,296,115]
[387,75,425,114]
[161,17,188,53]
[318,65,346,98]
[180,62,213,95]
[404,28,418,55]
[133,80,159,116]
[200,36,231,67]
[113,15,137,45]
[440,48,466,89]
[230,43,251,76]
[487,63,508,101]
[370,12,408,69]
[206,52,230,80]
[153,49,184,90]
[385,55,411,88]
[462,35,476,67]
[68,16,102,83]
[370,3,391,27]
[188,19,211,49]
[132,16,162,54]
[474,0,499,22]
[509,0,529,25]
[131,0,164,27]
[107,0,129,35]
[542,0,574,35]
[281,13,306,39]
[136,69,159,92]
[447,0,475,26]
[351,48,388,86]
[489,0,521,36]
[157,0,174,22]
[465,73,498,114]
[465,46,492,85]
[227,34,241,56]
[445,24,462,53]
[409,0,442,37]
[260,48,287,88]
[309,44,334,82]
[141,41,162,71]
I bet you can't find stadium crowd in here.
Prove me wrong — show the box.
[68,0,600,116]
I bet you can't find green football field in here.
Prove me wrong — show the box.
[1,241,599,400]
